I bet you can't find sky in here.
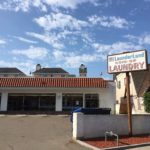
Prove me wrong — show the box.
[0,0,150,79]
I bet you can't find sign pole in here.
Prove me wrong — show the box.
[126,72,132,136]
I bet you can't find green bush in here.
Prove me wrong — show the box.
[144,92,150,112]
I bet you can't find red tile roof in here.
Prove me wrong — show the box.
[0,77,107,88]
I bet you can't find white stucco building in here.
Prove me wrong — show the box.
[0,77,115,113]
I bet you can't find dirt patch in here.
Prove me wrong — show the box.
[83,135,150,149]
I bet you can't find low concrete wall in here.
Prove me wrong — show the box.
[73,113,150,139]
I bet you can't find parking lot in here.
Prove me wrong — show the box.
[0,115,89,150]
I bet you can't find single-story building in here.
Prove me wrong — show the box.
[0,77,115,113]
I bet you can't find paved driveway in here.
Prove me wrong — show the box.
[0,115,89,150]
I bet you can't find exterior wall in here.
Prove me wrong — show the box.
[0,92,8,111]
[100,82,115,113]
[73,113,150,139]
[55,93,62,111]
[116,73,136,102]
[115,73,145,114]
[0,81,115,112]
[0,74,25,77]
[33,73,68,77]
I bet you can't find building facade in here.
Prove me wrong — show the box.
[0,77,115,113]
[33,64,70,77]
[115,64,150,114]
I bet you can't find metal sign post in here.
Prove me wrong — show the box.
[126,72,132,136]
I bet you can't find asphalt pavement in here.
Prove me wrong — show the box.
[0,115,90,150]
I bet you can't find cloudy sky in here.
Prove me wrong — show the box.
[0,0,150,78]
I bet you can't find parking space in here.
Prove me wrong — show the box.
[0,115,89,150]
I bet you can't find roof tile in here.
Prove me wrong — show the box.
[0,77,107,88]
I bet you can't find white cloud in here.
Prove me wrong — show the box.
[129,8,138,16]
[93,41,142,54]
[124,34,150,45]
[52,50,101,68]
[143,35,150,44]
[41,0,99,10]
[34,13,89,31]
[0,39,6,45]
[0,0,30,12]
[0,60,35,75]
[13,36,38,44]
[26,32,64,49]
[44,0,78,9]
[116,0,126,5]
[11,46,48,59]
[88,15,133,29]
[64,54,99,68]
[0,0,98,12]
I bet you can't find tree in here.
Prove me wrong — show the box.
[144,92,150,113]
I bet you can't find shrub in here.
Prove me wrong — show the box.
[144,92,150,113]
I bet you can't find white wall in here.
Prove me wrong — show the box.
[55,93,62,111]
[100,82,115,113]
[73,113,150,139]
[0,92,8,111]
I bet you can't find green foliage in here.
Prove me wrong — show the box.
[144,92,150,113]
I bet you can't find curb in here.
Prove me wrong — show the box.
[103,142,150,150]
[75,139,102,150]
[75,140,150,150]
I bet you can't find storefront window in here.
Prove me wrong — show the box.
[62,94,83,111]
[8,95,24,111]
[39,95,55,110]
[85,94,99,108]
[7,94,56,111]
[24,96,39,110]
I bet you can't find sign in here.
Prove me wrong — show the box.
[107,50,148,74]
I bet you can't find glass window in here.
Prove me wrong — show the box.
[85,94,99,108]
[7,93,56,111]
[62,94,83,111]
[43,74,48,77]
[39,95,55,111]
[8,96,24,111]
[61,75,66,77]
[24,96,39,111]
[4,74,8,77]
[117,81,121,89]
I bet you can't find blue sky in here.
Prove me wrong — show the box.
[0,0,150,78]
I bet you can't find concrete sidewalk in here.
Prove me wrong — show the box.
[130,146,150,150]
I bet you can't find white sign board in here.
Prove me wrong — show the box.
[108,50,147,73]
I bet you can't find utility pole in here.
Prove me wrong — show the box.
[126,72,132,136]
